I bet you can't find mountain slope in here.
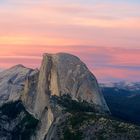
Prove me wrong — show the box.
[44,95,140,140]
[0,53,140,140]
[0,65,38,106]
[22,53,109,139]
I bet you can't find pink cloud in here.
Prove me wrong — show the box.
[93,67,140,82]
[0,1,139,82]
[0,45,139,82]
[0,1,140,47]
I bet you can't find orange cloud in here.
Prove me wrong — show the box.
[0,36,83,46]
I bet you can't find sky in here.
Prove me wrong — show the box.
[0,0,140,82]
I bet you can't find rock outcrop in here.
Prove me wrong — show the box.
[0,53,111,140]
[33,53,109,116]
[21,53,109,139]
[0,65,38,106]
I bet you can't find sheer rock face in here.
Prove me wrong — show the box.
[29,53,109,140]
[0,53,110,140]
[21,69,39,113]
[33,53,109,117]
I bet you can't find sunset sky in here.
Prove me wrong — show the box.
[0,0,140,82]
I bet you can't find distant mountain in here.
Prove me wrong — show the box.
[101,81,140,92]
[100,82,140,125]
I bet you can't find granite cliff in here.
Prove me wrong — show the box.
[22,53,109,139]
[0,53,140,140]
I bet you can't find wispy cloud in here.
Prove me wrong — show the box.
[0,0,140,47]
[0,0,139,82]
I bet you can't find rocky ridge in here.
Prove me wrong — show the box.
[0,53,140,140]
[22,53,109,139]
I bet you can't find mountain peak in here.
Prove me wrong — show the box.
[0,53,110,140]
[43,52,81,61]
[37,53,108,110]
[1,53,140,140]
